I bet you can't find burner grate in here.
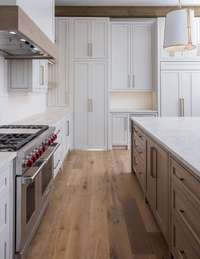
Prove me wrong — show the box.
[0,125,49,151]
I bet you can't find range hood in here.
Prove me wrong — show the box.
[0,6,56,61]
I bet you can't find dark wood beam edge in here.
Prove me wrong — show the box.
[55,6,200,18]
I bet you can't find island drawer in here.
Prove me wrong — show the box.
[172,211,200,259]
[133,153,146,192]
[133,125,146,146]
[172,181,200,243]
[171,158,200,203]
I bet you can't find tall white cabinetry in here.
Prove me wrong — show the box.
[72,18,109,150]
[161,63,200,117]
[111,20,155,91]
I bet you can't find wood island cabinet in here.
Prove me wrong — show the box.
[146,139,169,243]
[131,122,200,256]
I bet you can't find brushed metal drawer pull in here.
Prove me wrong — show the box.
[138,150,143,154]
[179,209,185,214]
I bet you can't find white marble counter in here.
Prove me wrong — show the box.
[131,117,200,179]
[0,152,16,168]
[110,108,158,114]
[14,107,70,126]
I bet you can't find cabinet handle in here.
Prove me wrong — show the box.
[132,74,135,88]
[40,65,45,85]
[128,75,131,88]
[90,43,93,57]
[87,98,93,112]
[4,242,7,259]
[179,98,185,117]
[179,209,185,214]
[5,203,7,224]
[124,117,127,131]
[150,146,157,179]
[67,121,70,137]
[173,167,184,182]
[87,43,90,57]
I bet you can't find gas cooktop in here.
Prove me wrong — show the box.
[0,125,49,152]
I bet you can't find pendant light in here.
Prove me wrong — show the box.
[164,0,196,52]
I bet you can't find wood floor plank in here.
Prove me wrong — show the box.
[26,150,169,259]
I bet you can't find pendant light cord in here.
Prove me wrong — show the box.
[178,0,182,8]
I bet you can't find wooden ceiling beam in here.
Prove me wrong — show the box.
[55,6,200,18]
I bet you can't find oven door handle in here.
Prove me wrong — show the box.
[22,143,60,185]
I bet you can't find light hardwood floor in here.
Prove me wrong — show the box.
[26,150,168,259]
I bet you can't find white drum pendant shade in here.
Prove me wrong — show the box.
[164,8,196,52]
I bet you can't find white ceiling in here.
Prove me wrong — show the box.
[55,0,200,6]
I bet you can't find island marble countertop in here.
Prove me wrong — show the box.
[131,116,200,179]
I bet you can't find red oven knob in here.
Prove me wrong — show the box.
[48,139,52,145]
[27,159,33,167]
[39,148,43,156]
[36,150,40,159]
[42,145,46,152]
[31,154,36,163]
[53,134,57,140]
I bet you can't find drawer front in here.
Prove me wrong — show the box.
[133,125,146,146]
[171,158,200,202]
[133,152,146,192]
[173,179,200,242]
[172,212,200,259]
[133,133,146,162]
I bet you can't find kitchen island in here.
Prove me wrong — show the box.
[131,117,200,259]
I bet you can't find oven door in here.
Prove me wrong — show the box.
[15,143,59,257]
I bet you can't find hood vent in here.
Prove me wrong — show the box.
[0,6,56,61]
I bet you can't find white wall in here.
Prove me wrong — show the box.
[0,56,47,125]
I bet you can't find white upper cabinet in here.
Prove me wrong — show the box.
[73,19,90,59]
[8,60,48,92]
[111,20,155,91]
[161,63,200,117]
[0,0,55,42]
[111,23,131,90]
[72,18,108,60]
[158,17,200,61]
[132,23,153,91]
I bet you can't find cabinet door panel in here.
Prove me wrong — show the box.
[73,19,90,59]
[146,140,157,211]
[154,143,169,242]
[74,63,89,149]
[179,72,192,117]
[132,24,153,90]
[192,72,200,116]
[88,63,107,149]
[112,115,128,146]
[92,19,108,59]
[9,60,32,90]
[161,71,179,116]
[111,23,130,89]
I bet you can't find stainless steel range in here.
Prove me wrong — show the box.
[0,125,59,259]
